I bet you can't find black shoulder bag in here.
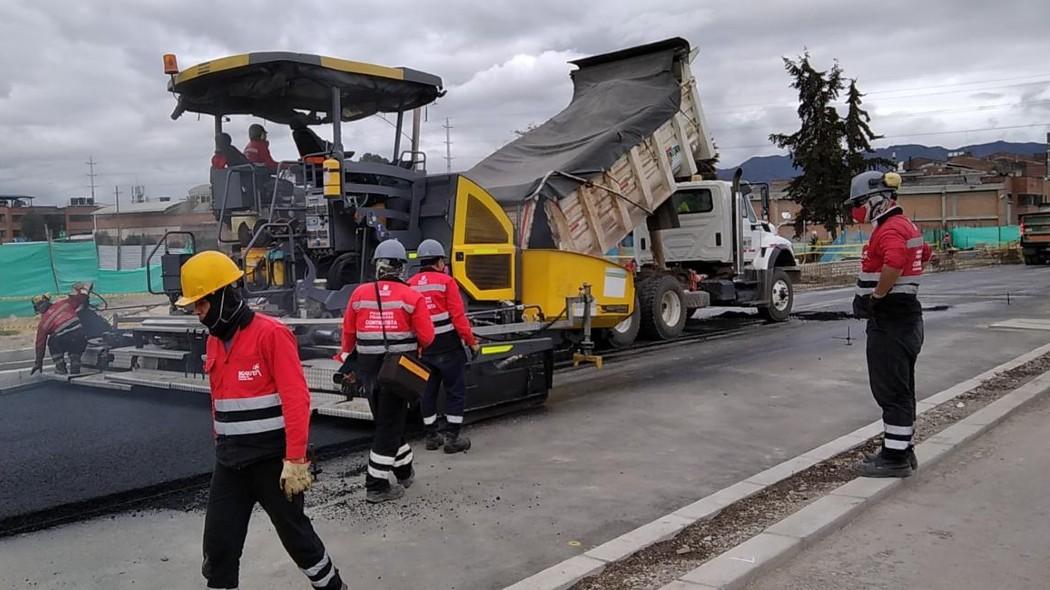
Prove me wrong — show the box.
[374,281,431,403]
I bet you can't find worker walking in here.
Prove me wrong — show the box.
[31,282,91,376]
[176,251,347,590]
[848,171,931,478]
[339,239,434,503]
[408,239,479,453]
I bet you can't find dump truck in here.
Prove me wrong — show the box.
[1020,211,1050,264]
[467,37,799,347]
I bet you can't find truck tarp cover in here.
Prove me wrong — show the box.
[465,38,687,248]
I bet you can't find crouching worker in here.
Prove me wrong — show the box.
[31,282,91,376]
[176,251,347,590]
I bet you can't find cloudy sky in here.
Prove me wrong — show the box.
[2,0,1048,205]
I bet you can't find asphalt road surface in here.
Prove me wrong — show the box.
[2,265,1049,590]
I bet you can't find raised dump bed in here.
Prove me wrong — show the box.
[466,37,714,256]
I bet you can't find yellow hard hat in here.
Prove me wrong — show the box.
[175,250,244,308]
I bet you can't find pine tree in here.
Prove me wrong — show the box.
[843,79,893,176]
[770,54,850,238]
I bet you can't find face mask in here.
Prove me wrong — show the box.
[851,205,868,224]
[201,286,252,340]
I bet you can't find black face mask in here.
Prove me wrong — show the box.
[201,286,254,340]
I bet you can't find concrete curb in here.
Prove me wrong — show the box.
[501,342,1050,590]
[662,368,1050,590]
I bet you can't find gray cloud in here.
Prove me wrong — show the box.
[1,0,1048,204]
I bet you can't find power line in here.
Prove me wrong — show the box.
[719,122,1050,151]
[705,78,1050,114]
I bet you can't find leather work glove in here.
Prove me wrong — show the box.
[279,459,314,500]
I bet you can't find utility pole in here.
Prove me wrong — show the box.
[443,118,453,173]
[86,157,98,202]
[114,185,122,269]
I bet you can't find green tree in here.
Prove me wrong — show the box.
[770,54,849,238]
[358,153,389,164]
[843,79,892,176]
[20,211,47,241]
[696,142,720,179]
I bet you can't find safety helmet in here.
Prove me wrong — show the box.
[31,293,51,313]
[175,250,244,308]
[372,239,407,262]
[846,171,901,207]
[416,239,445,260]
[248,123,267,141]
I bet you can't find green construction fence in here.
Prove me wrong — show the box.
[0,240,163,318]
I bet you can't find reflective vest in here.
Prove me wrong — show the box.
[340,279,435,359]
[34,293,88,364]
[856,210,931,309]
[408,270,477,354]
[204,314,311,467]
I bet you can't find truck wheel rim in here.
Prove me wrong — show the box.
[661,291,682,327]
[613,315,634,334]
[772,279,790,311]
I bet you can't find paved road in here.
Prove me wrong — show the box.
[0,384,370,523]
[748,388,1050,590]
[2,265,1049,590]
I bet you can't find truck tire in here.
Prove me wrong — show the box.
[638,275,687,340]
[600,296,640,349]
[1024,254,1037,265]
[758,269,793,322]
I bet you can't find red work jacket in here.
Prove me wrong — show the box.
[408,269,476,354]
[339,280,435,362]
[244,139,278,171]
[35,293,88,364]
[205,314,310,467]
[855,209,932,318]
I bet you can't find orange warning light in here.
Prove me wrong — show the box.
[163,54,179,75]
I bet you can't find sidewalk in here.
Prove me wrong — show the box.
[747,392,1050,590]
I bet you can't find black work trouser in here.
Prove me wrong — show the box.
[49,328,86,365]
[364,377,413,492]
[866,315,924,456]
[202,457,343,590]
[421,347,469,436]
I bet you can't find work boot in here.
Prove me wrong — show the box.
[54,359,68,375]
[69,356,82,375]
[397,467,415,489]
[864,447,918,470]
[443,432,471,454]
[424,430,444,451]
[366,483,405,504]
[856,451,912,478]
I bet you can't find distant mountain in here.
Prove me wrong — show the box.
[717,141,1047,183]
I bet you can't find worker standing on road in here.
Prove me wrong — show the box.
[339,239,434,503]
[848,171,932,478]
[176,251,347,590]
[31,282,91,376]
[244,123,279,171]
[408,239,478,453]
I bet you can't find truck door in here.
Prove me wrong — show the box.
[741,196,764,267]
[654,185,733,264]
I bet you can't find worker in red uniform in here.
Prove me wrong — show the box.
[176,251,347,590]
[339,239,434,503]
[244,123,279,171]
[408,239,479,453]
[848,171,932,478]
[31,282,91,375]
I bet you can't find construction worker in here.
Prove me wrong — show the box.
[408,239,479,453]
[338,239,434,503]
[31,282,91,376]
[847,171,932,478]
[176,251,347,590]
[244,123,279,171]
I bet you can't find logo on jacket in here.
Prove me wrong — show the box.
[238,363,263,382]
[418,275,428,285]
[380,284,391,296]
